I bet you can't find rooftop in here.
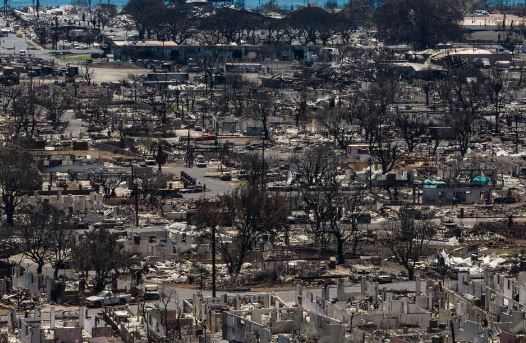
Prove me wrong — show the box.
[112,40,178,48]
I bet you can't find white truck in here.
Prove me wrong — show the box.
[86,291,131,307]
[143,285,161,300]
[195,155,207,168]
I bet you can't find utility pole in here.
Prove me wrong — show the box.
[50,16,59,51]
[211,225,217,298]
[261,135,265,188]
[368,157,372,190]
[131,164,139,227]
[450,319,456,343]
[214,116,219,151]
[185,128,192,167]
[515,111,520,154]
[134,182,139,227]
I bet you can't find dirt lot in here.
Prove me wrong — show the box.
[91,66,149,83]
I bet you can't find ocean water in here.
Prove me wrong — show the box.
[7,0,525,10]
[9,0,353,10]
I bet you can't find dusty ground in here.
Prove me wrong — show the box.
[37,149,137,161]
[91,66,149,83]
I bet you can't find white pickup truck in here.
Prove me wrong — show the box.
[86,291,131,308]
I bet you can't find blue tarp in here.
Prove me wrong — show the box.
[471,176,491,185]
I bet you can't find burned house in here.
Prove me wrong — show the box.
[109,40,310,63]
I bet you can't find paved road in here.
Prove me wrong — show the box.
[0,25,101,61]
[0,31,146,84]
[164,164,237,199]
[0,16,146,84]
[63,110,88,138]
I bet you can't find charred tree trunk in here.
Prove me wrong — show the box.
[3,194,15,225]
[336,235,345,265]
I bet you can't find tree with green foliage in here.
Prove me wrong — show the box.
[286,6,338,45]
[158,7,197,45]
[94,4,118,30]
[334,0,375,44]
[375,0,464,49]
[199,7,263,44]
[124,0,166,40]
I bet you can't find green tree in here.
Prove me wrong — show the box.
[94,4,118,30]
[199,7,263,44]
[123,0,166,40]
[286,6,338,45]
[335,0,375,44]
[375,0,464,49]
[158,7,197,45]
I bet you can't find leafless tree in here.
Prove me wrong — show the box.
[381,208,436,280]
[81,62,94,86]
[136,170,170,210]
[0,84,41,141]
[343,189,372,256]
[295,145,367,263]
[17,203,76,277]
[356,70,399,146]
[155,285,181,340]
[420,80,435,106]
[142,86,176,125]
[140,285,183,341]
[293,85,309,129]
[223,74,247,117]
[38,86,73,126]
[71,228,129,292]
[90,171,125,198]
[49,210,76,279]
[113,112,131,148]
[447,110,475,157]
[0,145,42,225]
[16,204,54,275]
[369,139,405,174]
[440,64,487,151]
[90,96,112,125]
[395,112,428,153]
[320,105,356,150]
[237,152,271,189]
[128,74,143,102]
[210,185,287,281]
[487,70,504,133]
[246,90,278,140]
